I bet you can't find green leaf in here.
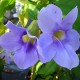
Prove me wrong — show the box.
[36,78,44,80]
[26,4,38,20]
[35,62,43,73]
[71,63,80,79]
[0,0,15,22]
[28,20,40,37]
[31,62,43,80]
[0,49,5,54]
[0,59,5,74]
[0,59,5,66]
[59,71,72,80]
[37,60,60,77]
[0,23,7,35]
[36,76,53,80]
[19,13,28,27]
[45,76,53,80]
[18,0,29,4]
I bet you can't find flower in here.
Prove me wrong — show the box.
[0,21,43,69]
[37,4,79,70]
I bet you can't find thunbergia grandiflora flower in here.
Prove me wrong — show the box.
[38,4,79,70]
[0,21,43,69]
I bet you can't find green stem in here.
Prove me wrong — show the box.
[30,66,34,80]
[56,67,63,80]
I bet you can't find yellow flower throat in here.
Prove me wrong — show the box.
[22,34,35,43]
[54,30,65,40]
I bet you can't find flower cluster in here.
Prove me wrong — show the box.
[0,4,79,70]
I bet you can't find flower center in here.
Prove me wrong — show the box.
[54,30,65,40]
[22,34,35,43]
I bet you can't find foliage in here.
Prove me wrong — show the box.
[0,0,15,22]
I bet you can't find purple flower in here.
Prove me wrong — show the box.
[38,4,79,70]
[0,21,43,69]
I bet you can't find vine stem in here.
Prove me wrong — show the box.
[56,67,62,80]
[30,66,34,80]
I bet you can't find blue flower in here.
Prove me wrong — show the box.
[38,4,79,70]
[0,21,43,69]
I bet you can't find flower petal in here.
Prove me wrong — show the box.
[26,31,45,60]
[0,32,22,52]
[66,29,79,51]
[64,44,79,69]
[38,33,56,63]
[38,4,62,33]
[14,45,38,69]
[6,21,26,36]
[53,40,79,70]
[62,7,78,30]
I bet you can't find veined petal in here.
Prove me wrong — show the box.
[6,21,26,36]
[14,45,38,69]
[53,39,79,70]
[0,32,22,52]
[62,7,78,30]
[38,33,56,63]
[66,29,79,51]
[38,4,62,33]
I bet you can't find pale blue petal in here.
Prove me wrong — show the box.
[23,31,45,64]
[53,40,79,70]
[38,4,62,33]
[62,7,78,30]
[38,33,56,63]
[14,45,38,69]
[6,21,26,36]
[0,32,22,52]
[64,44,79,69]
[66,29,79,51]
